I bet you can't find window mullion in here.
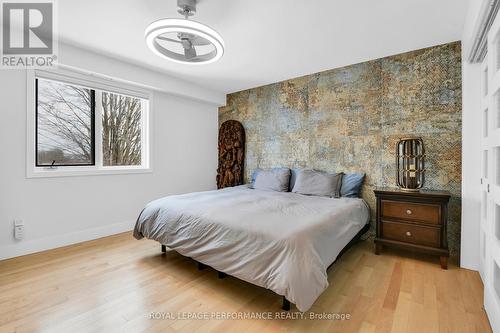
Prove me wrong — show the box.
[95,91,103,169]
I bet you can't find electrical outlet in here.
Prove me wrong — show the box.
[13,219,24,240]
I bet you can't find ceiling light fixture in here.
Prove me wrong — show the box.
[145,0,224,65]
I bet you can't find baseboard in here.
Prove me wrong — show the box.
[460,257,479,271]
[484,284,500,333]
[0,220,135,261]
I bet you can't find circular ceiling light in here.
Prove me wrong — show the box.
[145,0,224,65]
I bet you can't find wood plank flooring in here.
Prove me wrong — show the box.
[0,232,492,333]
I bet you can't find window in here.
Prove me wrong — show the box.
[101,91,143,166]
[36,79,95,166]
[29,72,150,177]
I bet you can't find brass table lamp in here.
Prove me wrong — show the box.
[396,137,425,191]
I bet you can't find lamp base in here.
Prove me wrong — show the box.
[398,187,421,192]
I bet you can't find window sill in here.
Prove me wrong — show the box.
[26,166,152,179]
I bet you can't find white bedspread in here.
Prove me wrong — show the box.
[133,185,369,311]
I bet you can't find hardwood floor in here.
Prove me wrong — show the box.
[0,232,491,333]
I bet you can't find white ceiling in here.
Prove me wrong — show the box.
[58,0,469,94]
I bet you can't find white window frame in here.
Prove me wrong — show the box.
[26,68,153,178]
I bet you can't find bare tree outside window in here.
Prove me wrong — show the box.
[36,78,145,169]
[101,92,142,166]
[36,79,94,166]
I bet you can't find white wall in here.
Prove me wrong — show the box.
[0,48,220,260]
[58,43,225,106]
[460,0,485,271]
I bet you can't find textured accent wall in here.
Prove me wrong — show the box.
[219,42,462,257]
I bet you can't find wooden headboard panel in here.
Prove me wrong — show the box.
[216,120,245,189]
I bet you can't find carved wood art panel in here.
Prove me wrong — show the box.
[217,120,245,189]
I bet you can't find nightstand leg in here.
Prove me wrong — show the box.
[375,243,382,255]
[440,256,448,269]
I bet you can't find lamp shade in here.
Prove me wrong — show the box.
[396,137,425,191]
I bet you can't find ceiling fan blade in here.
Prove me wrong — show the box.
[156,36,182,44]
[177,32,210,46]
[184,46,197,59]
[191,35,211,46]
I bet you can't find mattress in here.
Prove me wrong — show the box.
[133,185,370,311]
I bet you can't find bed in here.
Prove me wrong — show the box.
[133,185,370,312]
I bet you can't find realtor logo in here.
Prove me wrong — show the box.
[1,1,57,68]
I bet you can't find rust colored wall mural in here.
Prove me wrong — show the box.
[217,120,245,189]
[219,42,462,257]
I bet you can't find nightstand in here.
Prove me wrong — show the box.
[374,188,451,269]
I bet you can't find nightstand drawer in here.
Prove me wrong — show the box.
[381,221,440,247]
[381,200,440,224]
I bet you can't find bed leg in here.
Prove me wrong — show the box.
[217,271,227,279]
[282,296,290,311]
[198,262,207,270]
[161,245,166,253]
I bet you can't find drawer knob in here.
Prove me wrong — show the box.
[406,231,412,237]
[406,209,413,215]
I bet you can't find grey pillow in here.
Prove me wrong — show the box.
[341,173,365,197]
[251,168,291,192]
[291,169,343,198]
[288,168,302,191]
